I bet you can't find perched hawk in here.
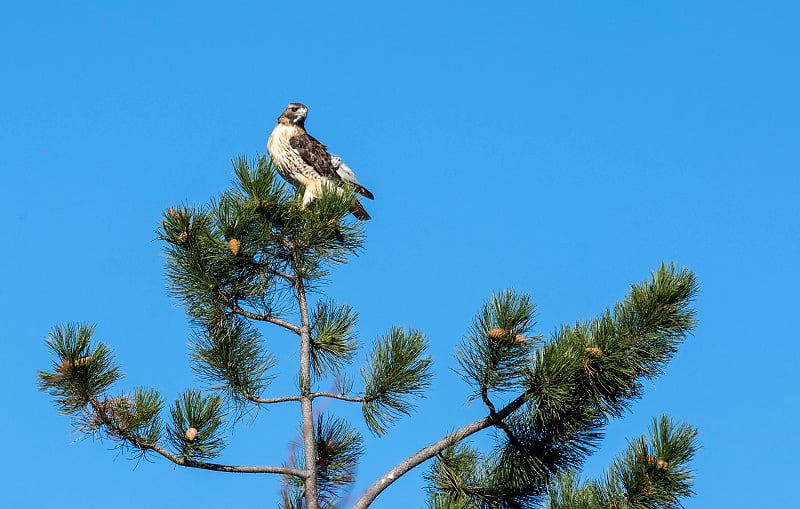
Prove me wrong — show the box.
[267,103,374,220]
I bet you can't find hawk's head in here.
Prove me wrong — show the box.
[278,103,308,127]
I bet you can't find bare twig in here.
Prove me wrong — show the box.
[218,290,301,334]
[480,385,496,414]
[480,386,519,447]
[252,260,296,283]
[247,394,302,404]
[311,392,364,403]
[150,443,305,477]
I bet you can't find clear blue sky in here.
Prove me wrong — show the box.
[2,2,798,507]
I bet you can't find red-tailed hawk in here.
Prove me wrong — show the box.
[267,103,374,220]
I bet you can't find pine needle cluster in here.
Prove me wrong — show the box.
[310,300,359,380]
[38,323,163,455]
[361,327,433,435]
[546,415,698,509]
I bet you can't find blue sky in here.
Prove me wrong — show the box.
[2,1,798,507]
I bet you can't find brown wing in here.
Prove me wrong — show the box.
[289,133,339,180]
[349,200,371,220]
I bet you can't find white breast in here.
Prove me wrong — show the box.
[267,123,326,203]
[267,124,308,186]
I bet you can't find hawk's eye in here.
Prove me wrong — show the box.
[291,107,299,112]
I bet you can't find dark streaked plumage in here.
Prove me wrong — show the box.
[267,103,374,220]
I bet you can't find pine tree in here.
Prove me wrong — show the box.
[39,156,700,508]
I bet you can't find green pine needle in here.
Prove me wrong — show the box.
[604,415,699,508]
[310,300,359,380]
[546,471,602,509]
[286,183,366,280]
[456,289,539,401]
[233,155,285,203]
[167,389,227,461]
[190,317,275,406]
[425,443,487,507]
[546,416,699,509]
[361,327,433,435]
[315,413,365,505]
[97,387,164,448]
[38,323,123,414]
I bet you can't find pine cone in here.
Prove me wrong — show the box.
[73,355,92,367]
[646,454,669,469]
[485,328,507,340]
[585,347,604,358]
[55,359,71,374]
[228,238,241,255]
[56,355,93,373]
[185,427,198,442]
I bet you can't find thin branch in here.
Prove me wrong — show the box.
[247,394,302,404]
[252,260,296,283]
[480,385,496,414]
[311,392,364,403]
[88,398,306,478]
[310,302,327,332]
[149,443,305,477]
[218,290,301,334]
[481,386,519,448]
[233,305,300,333]
[493,415,522,450]
[353,391,530,509]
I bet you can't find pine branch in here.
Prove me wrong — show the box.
[353,397,525,509]
[89,390,305,478]
[546,416,699,509]
[456,289,539,404]
[361,326,433,435]
[158,452,306,477]
[190,317,275,407]
[361,264,697,508]
[312,392,364,403]
[310,299,359,380]
[38,323,306,479]
[101,414,305,477]
[100,398,305,477]
[167,389,227,462]
[158,164,297,331]
[218,289,302,334]
[314,414,365,506]
[38,323,123,414]
[603,415,699,509]
[248,392,364,405]
[466,264,698,506]
[425,443,488,507]
[248,394,303,404]
[249,391,363,405]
